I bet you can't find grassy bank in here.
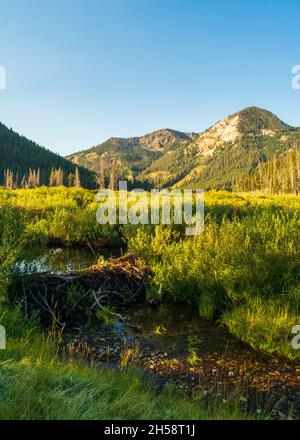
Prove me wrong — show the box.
[127,212,300,360]
[0,305,260,420]
[0,186,120,246]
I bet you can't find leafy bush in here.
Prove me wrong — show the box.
[128,208,300,357]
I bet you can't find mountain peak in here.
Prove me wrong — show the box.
[189,106,291,159]
[66,128,194,176]
[65,106,299,191]
[138,128,193,152]
[237,106,290,133]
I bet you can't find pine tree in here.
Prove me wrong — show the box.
[27,168,40,188]
[49,169,56,187]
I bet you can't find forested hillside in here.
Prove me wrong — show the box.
[140,107,300,190]
[66,129,195,183]
[66,107,300,193]
[235,146,300,193]
[0,122,96,188]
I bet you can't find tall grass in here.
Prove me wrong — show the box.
[0,187,120,246]
[127,211,300,359]
[222,297,300,360]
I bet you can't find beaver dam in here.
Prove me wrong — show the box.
[12,249,300,419]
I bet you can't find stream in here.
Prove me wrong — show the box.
[18,247,300,418]
[15,246,121,274]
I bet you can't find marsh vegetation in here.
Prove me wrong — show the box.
[0,187,299,419]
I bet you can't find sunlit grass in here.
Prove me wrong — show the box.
[222,298,300,360]
[0,305,258,420]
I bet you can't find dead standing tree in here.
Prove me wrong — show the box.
[97,158,106,189]
[109,159,119,191]
[4,169,14,189]
[74,166,81,188]
[49,168,64,186]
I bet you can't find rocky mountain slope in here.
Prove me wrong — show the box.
[66,106,300,190]
[140,107,300,189]
[66,129,196,181]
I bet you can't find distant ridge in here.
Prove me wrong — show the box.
[66,107,300,190]
[140,107,300,189]
[2,106,300,192]
[66,129,196,182]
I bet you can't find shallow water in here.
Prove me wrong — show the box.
[15,246,121,274]
[120,303,238,353]
[72,303,299,417]
[18,247,300,416]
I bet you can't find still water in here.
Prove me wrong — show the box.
[15,246,121,274]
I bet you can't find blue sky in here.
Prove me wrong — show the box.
[0,0,299,155]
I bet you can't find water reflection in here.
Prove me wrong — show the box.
[15,246,121,274]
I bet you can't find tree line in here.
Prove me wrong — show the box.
[0,122,96,188]
[2,159,122,190]
[234,144,300,194]
[3,166,81,189]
